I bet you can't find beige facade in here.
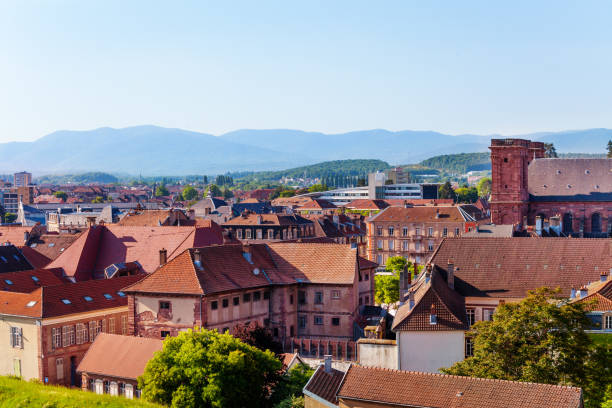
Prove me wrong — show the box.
[0,316,40,380]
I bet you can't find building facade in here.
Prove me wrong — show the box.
[223,213,315,242]
[14,172,32,188]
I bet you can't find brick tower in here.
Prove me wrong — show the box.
[489,139,544,225]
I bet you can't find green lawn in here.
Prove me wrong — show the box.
[0,376,160,408]
[589,332,612,349]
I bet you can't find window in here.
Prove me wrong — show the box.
[62,325,75,347]
[4,279,13,285]
[298,290,306,304]
[109,318,115,334]
[428,227,433,237]
[376,227,383,236]
[26,300,37,307]
[243,293,251,302]
[273,328,279,337]
[402,240,409,250]
[388,240,394,250]
[290,294,294,304]
[76,323,88,344]
[415,227,421,236]
[331,290,340,299]
[377,239,383,250]
[256,229,263,239]
[237,229,243,239]
[465,337,474,357]
[121,315,128,335]
[211,301,218,310]
[443,227,448,237]
[332,317,340,326]
[10,327,22,348]
[119,382,125,396]
[365,273,369,281]
[605,315,612,330]
[161,331,170,338]
[222,298,229,308]
[268,230,274,239]
[298,315,307,328]
[233,296,240,306]
[61,299,71,304]
[402,227,409,237]
[314,292,323,304]
[466,308,475,326]
[359,297,363,305]
[376,255,382,264]
[89,321,97,342]
[365,296,370,304]
[104,380,110,394]
[388,227,394,236]
[314,316,323,325]
[483,308,495,321]
[117,291,126,297]
[246,229,252,239]
[428,241,434,251]
[56,358,64,381]
[263,291,270,300]
[455,227,460,236]
[101,319,107,333]
[290,325,295,336]
[253,291,261,301]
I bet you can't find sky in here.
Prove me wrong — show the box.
[1,1,612,142]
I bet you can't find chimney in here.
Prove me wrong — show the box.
[159,248,167,266]
[23,231,29,244]
[601,271,609,282]
[570,288,576,299]
[579,286,588,299]
[324,355,332,373]
[193,248,202,265]
[535,216,543,236]
[429,304,437,325]
[243,244,253,264]
[414,261,419,278]
[447,260,454,290]
[257,215,262,225]
[408,291,415,310]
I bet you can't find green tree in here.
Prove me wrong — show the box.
[437,181,456,201]
[442,288,612,408]
[608,140,612,158]
[279,189,295,198]
[4,212,17,223]
[206,184,222,198]
[476,177,492,197]
[544,143,558,158]
[53,191,68,202]
[182,186,199,201]
[356,177,367,187]
[222,187,233,200]
[271,364,314,406]
[455,186,479,203]
[231,321,282,354]
[155,184,169,197]
[91,196,104,203]
[308,183,328,193]
[139,328,282,408]
[374,256,409,307]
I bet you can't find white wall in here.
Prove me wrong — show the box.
[0,317,40,380]
[398,331,464,373]
[358,342,398,369]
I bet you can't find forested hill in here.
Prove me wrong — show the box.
[419,153,491,174]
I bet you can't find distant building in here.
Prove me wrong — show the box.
[223,213,315,242]
[14,172,32,188]
[1,186,34,214]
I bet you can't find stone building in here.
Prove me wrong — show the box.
[223,213,315,242]
[490,138,612,236]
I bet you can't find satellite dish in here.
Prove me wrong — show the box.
[253,268,260,275]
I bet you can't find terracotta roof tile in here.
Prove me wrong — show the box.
[369,206,469,223]
[18,246,52,269]
[0,269,66,293]
[0,245,34,273]
[344,199,389,210]
[574,279,612,311]
[77,333,162,380]
[304,365,345,405]
[337,365,583,408]
[431,237,611,298]
[297,199,337,210]
[223,213,312,227]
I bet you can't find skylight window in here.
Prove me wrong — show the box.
[61,299,71,304]
[30,243,37,248]
[83,296,93,302]
[117,291,125,297]
[26,301,37,307]
[4,279,13,285]
[13,255,20,261]
[103,293,113,300]
[48,243,55,247]
[31,276,39,282]
[0,256,7,263]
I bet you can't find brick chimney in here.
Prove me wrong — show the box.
[408,290,415,310]
[447,260,455,290]
[159,248,167,266]
[601,271,609,282]
[324,355,332,373]
[579,286,588,299]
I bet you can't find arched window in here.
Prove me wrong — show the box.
[592,213,602,233]
[563,213,573,234]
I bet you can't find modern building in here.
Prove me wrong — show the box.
[303,363,584,408]
[490,138,612,237]
[14,172,32,188]
[122,242,377,359]
[366,205,484,265]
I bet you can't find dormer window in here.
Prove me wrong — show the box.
[567,184,572,189]
[556,170,561,174]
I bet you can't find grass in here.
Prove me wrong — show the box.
[0,376,161,408]
[589,332,612,349]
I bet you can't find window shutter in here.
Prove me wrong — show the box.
[18,327,23,349]
[9,327,14,347]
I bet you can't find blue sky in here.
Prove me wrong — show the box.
[1,1,612,142]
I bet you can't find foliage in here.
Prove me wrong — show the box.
[307,183,328,193]
[386,256,408,274]
[476,177,491,197]
[279,189,295,198]
[271,364,314,406]
[154,184,169,197]
[92,196,104,203]
[420,152,491,174]
[206,184,222,198]
[274,395,304,408]
[182,186,199,201]
[602,385,612,408]
[53,191,68,202]
[442,288,612,408]
[455,186,479,203]
[356,177,367,187]
[4,212,17,223]
[222,187,233,200]
[608,140,612,158]
[215,175,233,187]
[231,321,282,354]
[35,172,119,185]
[374,256,409,306]
[543,143,558,158]
[438,181,456,201]
[0,375,158,407]
[139,328,282,408]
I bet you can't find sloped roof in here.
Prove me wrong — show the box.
[369,206,469,223]
[337,365,583,408]
[77,333,162,380]
[0,268,66,293]
[223,213,312,226]
[573,278,612,311]
[0,245,34,273]
[304,365,345,405]
[431,237,611,298]
[297,199,337,210]
[27,233,83,261]
[393,268,468,331]
[0,226,32,246]
[462,224,514,237]
[529,158,612,201]
[344,199,389,210]
[18,246,52,269]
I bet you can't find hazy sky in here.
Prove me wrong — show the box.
[2,1,612,142]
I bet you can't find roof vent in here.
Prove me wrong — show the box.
[253,268,260,276]
[556,170,561,174]
[585,170,590,174]
[567,184,571,189]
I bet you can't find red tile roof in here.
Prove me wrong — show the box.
[344,199,389,210]
[297,199,337,210]
[27,233,83,261]
[573,279,612,311]
[431,237,612,298]
[336,365,583,408]
[369,206,470,223]
[0,269,66,293]
[0,245,34,273]
[77,333,162,380]
[222,213,312,227]
[304,365,345,405]
[18,246,52,269]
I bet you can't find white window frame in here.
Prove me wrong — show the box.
[10,327,22,348]
[268,229,274,239]
[605,314,612,330]
[314,315,324,325]
[52,327,62,349]
[388,240,394,250]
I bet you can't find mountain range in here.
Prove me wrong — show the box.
[0,125,609,175]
